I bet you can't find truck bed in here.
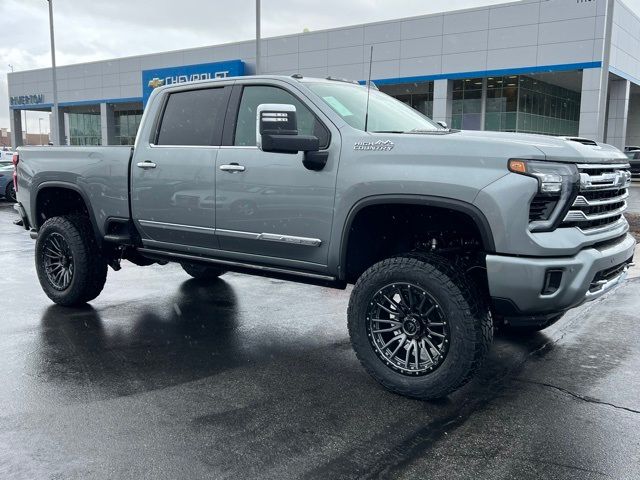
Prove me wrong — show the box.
[17,146,132,236]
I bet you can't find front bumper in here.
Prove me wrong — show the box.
[487,234,636,316]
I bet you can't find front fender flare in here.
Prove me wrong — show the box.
[337,194,495,280]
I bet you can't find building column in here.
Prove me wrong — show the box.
[578,68,608,142]
[605,78,630,150]
[100,103,116,146]
[432,79,453,127]
[63,112,70,145]
[50,107,65,145]
[480,77,488,131]
[626,93,640,147]
[10,109,23,148]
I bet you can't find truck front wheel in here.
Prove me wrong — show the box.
[181,262,227,280]
[35,215,108,306]
[348,254,492,400]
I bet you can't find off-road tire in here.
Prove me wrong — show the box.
[35,215,108,306]
[348,253,493,400]
[181,262,227,280]
[498,313,564,335]
[5,182,16,202]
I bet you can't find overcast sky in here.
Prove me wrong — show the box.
[1,0,639,136]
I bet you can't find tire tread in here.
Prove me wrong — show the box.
[347,253,492,399]
[36,215,107,306]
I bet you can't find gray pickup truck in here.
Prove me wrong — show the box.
[13,75,636,400]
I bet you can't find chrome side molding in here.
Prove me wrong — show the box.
[138,221,322,247]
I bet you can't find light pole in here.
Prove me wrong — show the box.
[38,119,43,145]
[256,0,261,75]
[47,0,60,145]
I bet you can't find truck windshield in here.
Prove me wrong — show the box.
[306,81,440,133]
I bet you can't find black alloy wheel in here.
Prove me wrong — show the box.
[348,254,493,400]
[42,232,75,290]
[366,282,450,375]
[35,215,108,306]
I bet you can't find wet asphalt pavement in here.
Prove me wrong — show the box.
[1,201,639,480]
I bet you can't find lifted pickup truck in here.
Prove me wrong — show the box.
[14,75,636,400]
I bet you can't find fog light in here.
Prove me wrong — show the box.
[541,269,563,295]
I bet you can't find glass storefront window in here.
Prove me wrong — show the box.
[514,75,580,135]
[379,82,434,118]
[451,78,483,130]
[115,110,143,145]
[69,113,102,146]
[481,74,580,136]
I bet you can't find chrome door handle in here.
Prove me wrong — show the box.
[219,164,245,172]
[137,161,157,169]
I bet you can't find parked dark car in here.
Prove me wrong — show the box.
[0,161,16,202]
[624,147,640,179]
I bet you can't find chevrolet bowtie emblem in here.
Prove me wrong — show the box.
[148,77,165,89]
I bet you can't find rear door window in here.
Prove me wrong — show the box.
[156,87,230,146]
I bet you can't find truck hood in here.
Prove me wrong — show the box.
[449,130,628,164]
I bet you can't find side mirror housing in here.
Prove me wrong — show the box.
[257,103,319,154]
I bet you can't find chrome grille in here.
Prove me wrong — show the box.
[561,163,631,233]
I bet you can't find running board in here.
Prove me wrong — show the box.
[137,247,340,285]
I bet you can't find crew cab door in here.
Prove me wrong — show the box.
[131,85,231,250]
[215,83,339,267]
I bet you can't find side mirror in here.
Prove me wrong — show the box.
[256,103,319,154]
[436,120,448,129]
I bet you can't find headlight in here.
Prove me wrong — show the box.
[508,159,577,194]
[508,159,580,232]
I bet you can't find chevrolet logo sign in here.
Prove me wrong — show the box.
[148,77,165,89]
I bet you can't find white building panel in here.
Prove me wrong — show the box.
[399,55,441,77]
[443,9,490,34]
[328,46,364,66]
[486,45,538,70]
[267,36,299,56]
[299,32,328,52]
[400,15,444,39]
[539,0,598,22]
[299,50,328,69]
[327,27,364,48]
[369,41,401,62]
[364,22,401,43]
[442,51,487,73]
[400,37,443,59]
[489,2,541,29]
[442,31,489,55]
[488,24,538,50]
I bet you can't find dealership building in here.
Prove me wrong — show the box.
[7,0,640,149]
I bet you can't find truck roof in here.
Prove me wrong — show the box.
[151,74,365,94]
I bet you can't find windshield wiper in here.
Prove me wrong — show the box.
[371,130,405,133]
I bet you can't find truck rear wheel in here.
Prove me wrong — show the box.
[181,262,227,280]
[35,215,108,306]
[347,254,492,400]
